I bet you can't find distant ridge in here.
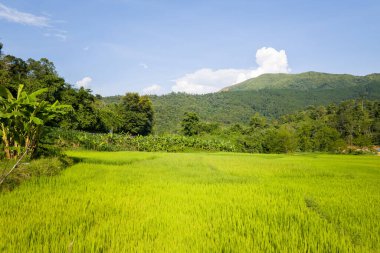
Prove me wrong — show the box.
[103,71,380,133]
[221,72,380,91]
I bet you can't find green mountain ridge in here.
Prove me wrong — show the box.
[103,72,380,133]
[222,71,380,91]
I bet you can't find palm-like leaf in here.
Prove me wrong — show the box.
[0,86,13,100]
[29,88,48,100]
[1,84,71,159]
[16,84,24,100]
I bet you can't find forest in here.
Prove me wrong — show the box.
[1,42,379,156]
[0,42,379,190]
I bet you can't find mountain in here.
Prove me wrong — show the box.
[222,71,380,91]
[104,72,380,134]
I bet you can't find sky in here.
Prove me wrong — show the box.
[0,0,379,96]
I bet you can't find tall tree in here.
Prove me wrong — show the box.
[181,112,200,136]
[249,112,267,129]
[120,93,154,135]
[0,43,107,132]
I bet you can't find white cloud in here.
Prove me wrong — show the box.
[172,47,290,94]
[44,30,67,41]
[142,84,162,95]
[139,63,149,69]
[75,77,92,88]
[54,33,67,41]
[83,46,90,51]
[50,28,67,41]
[0,3,50,27]
[0,3,67,41]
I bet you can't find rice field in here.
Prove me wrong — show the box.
[0,151,379,252]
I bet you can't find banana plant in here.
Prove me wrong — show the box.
[0,84,71,159]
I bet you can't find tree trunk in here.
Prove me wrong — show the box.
[1,124,11,159]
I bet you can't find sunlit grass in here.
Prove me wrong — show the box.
[0,151,379,252]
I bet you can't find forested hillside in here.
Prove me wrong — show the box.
[222,71,380,91]
[1,42,380,191]
[138,72,380,133]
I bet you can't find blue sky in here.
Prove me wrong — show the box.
[0,0,379,96]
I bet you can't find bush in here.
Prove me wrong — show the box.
[44,127,237,153]
[0,156,73,192]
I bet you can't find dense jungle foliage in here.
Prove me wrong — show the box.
[0,43,379,192]
[1,43,379,158]
[0,85,69,159]
[149,81,380,133]
[38,99,379,154]
[0,48,153,135]
[0,44,153,188]
[104,75,380,134]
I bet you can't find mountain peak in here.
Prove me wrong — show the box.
[221,72,379,92]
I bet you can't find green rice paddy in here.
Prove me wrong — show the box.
[0,151,379,252]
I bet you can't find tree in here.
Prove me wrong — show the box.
[181,112,200,136]
[138,95,154,135]
[334,100,373,147]
[0,44,107,132]
[249,112,267,129]
[58,87,106,132]
[312,122,342,151]
[24,58,67,103]
[0,85,70,159]
[120,93,154,135]
[264,125,298,153]
[296,119,314,151]
[98,103,124,133]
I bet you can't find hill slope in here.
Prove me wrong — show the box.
[222,71,380,91]
[104,72,380,133]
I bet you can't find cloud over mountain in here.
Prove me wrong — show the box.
[142,84,163,95]
[76,76,92,88]
[172,47,290,94]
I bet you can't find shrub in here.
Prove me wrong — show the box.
[44,127,237,153]
[0,156,73,192]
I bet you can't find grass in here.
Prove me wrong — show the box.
[0,156,73,192]
[0,151,379,252]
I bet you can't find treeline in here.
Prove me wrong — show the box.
[41,99,379,154]
[0,44,153,136]
[148,82,380,134]
[180,100,379,153]
[41,127,236,153]
[1,43,379,156]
